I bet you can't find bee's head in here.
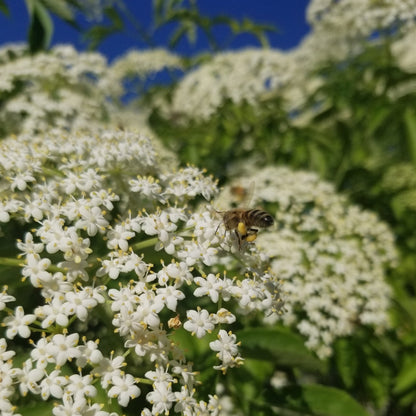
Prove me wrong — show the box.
[261,214,274,228]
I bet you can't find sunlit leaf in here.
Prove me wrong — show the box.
[40,0,75,23]
[394,360,416,395]
[26,0,53,52]
[267,384,370,416]
[169,24,188,48]
[237,326,325,372]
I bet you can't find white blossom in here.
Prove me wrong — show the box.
[3,306,36,339]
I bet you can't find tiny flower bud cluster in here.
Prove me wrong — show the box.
[0,130,283,414]
[217,166,397,358]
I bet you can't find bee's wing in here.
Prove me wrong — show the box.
[230,181,255,207]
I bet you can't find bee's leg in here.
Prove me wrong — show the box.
[234,229,243,249]
[245,228,258,243]
[237,222,247,238]
[236,222,248,250]
[215,222,227,241]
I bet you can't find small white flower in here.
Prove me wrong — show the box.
[17,232,44,257]
[35,297,70,328]
[9,170,36,191]
[52,392,87,416]
[66,374,97,401]
[145,365,176,384]
[75,205,109,236]
[146,381,176,415]
[63,288,99,321]
[106,222,135,251]
[97,254,123,280]
[94,355,126,388]
[15,358,44,396]
[0,338,15,361]
[47,333,80,367]
[31,337,55,368]
[40,369,67,399]
[156,285,185,312]
[76,339,103,368]
[129,175,164,201]
[108,286,139,312]
[3,306,36,339]
[194,273,226,303]
[22,253,52,287]
[183,308,215,338]
[209,330,243,372]
[0,287,15,311]
[108,373,140,406]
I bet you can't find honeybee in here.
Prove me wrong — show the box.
[219,208,274,249]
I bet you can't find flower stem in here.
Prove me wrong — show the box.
[131,237,159,251]
[0,257,64,273]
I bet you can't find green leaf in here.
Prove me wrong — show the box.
[0,0,9,16]
[104,7,124,30]
[237,326,325,372]
[40,0,75,23]
[153,0,166,25]
[83,7,124,49]
[244,358,275,382]
[404,108,416,166]
[185,21,197,45]
[19,400,54,416]
[26,0,53,52]
[267,384,370,416]
[334,338,358,388]
[168,25,188,48]
[83,25,118,50]
[394,360,416,395]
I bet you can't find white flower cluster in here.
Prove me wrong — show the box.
[0,44,116,136]
[165,1,416,124]
[109,49,183,83]
[170,48,294,120]
[307,0,416,38]
[217,166,397,358]
[0,130,283,415]
[391,25,416,73]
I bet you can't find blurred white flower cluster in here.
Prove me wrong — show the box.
[390,26,416,73]
[0,130,283,415]
[164,0,416,124]
[170,49,293,120]
[0,44,184,138]
[307,0,416,38]
[0,44,113,135]
[217,166,397,359]
[109,49,183,83]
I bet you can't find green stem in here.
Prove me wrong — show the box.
[0,257,23,267]
[0,257,65,273]
[131,237,159,251]
[41,166,65,177]
[135,377,153,385]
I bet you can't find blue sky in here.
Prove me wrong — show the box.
[0,2,311,60]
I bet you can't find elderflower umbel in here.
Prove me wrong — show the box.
[217,165,397,358]
[0,130,283,415]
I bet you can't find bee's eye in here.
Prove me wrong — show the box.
[263,215,274,226]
